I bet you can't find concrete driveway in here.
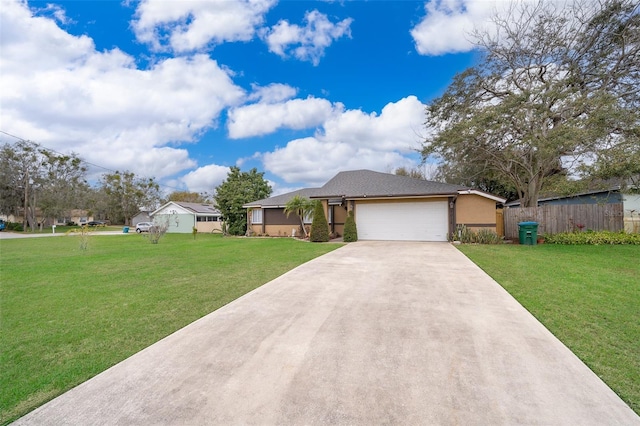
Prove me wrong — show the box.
[14,242,638,425]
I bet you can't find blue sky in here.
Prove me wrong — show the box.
[0,0,502,196]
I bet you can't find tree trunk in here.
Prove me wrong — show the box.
[521,175,542,208]
[299,216,308,237]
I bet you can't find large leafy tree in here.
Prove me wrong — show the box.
[422,0,640,206]
[0,141,41,227]
[394,167,425,180]
[166,191,206,203]
[215,167,271,235]
[38,151,89,225]
[434,160,520,202]
[100,171,161,225]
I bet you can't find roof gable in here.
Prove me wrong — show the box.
[173,202,221,215]
[243,188,320,208]
[152,201,220,216]
[311,170,467,199]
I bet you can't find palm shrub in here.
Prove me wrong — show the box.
[310,201,330,242]
[343,210,358,242]
[284,195,315,238]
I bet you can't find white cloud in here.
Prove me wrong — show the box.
[181,164,231,193]
[259,96,425,185]
[132,0,277,52]
[263,138,415,186]
[247,83,298,103]
[227,97,339,139]
[262,10,353,65]
[411,0,485,55]
[412,0,576,56]
[0,0,244,180]
[321,96,425,152]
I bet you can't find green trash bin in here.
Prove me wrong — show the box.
[123,226,129,233]
[518,221,538,245]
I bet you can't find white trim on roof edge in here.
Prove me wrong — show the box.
[151,201,191,216]
[457,189,507,203]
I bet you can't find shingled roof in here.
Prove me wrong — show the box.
[171,202,220,215]
[311,170,467,199]
[243,188,320,208]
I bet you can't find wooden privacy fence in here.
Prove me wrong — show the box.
[503,204,624,239]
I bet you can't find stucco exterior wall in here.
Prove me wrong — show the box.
[196,222,223,233]
[248,223,303,237]
[330,205,348,236]
[155,213,195,233]
[265,209,299,226]
[455,194,498,231]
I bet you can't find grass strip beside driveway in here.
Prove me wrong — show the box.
[0,234,341,424]
[457,244,640,415]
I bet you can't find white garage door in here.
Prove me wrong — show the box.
[356,201,449,241]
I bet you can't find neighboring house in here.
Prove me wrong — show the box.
[245,170,505,242]
[505,188,623,207]
[132,211,152,227]
[151,202,222,234]
[506,188,640,233]
[60,210,93,226]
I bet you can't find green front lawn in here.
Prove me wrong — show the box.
[0,234,342,424]
[457,244,640,415]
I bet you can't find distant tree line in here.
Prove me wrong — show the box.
[0,141,162,228]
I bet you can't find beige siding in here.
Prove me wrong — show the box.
[331,205,348,236]
[196,222,223,233]
[247,222,302,237]
[456,194,497,231]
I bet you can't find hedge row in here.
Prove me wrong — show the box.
[545,231,640,245]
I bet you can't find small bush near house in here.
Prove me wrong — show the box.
[309,201,330,242]
[454,225,501,244]
[145,219,169,244]
[343,211,358,242]
[7,222,24,232]
[545,230,640,245]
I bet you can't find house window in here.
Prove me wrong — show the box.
[303,212,312,224]
[197,216,220,222]
[251,209,263,224]
[328,207,333,224]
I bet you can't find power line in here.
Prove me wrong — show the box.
[0,129,187,192]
